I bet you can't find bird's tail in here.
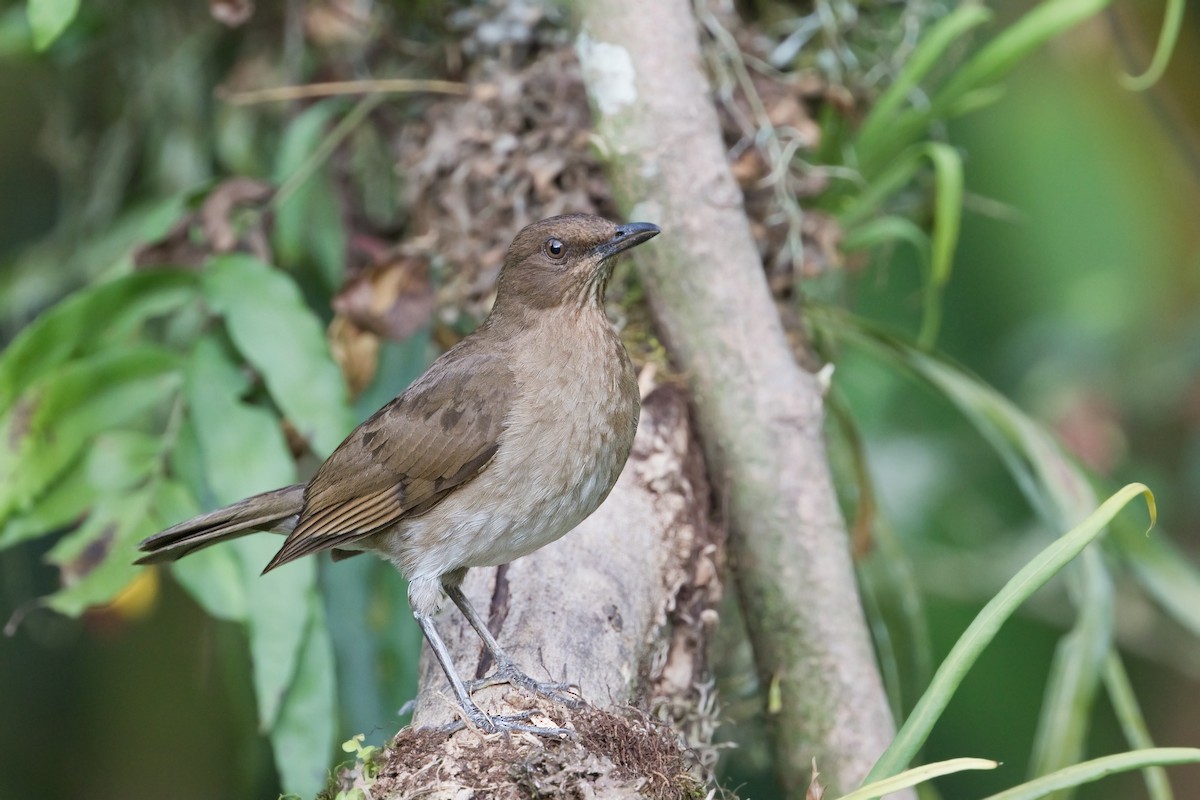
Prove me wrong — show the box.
[135,484,305,564]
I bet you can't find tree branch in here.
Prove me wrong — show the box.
[571,0,899,794]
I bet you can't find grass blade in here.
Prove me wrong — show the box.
[863,483,1154,783]
[855,5,993,162]
[1120,0,1184,91]
[1103,654,1175,800]
[980,748,1200,800]
[839,757,998,800]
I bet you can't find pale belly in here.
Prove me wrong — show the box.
[375,354,638,587]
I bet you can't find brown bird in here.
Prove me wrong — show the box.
[137,214,660,734]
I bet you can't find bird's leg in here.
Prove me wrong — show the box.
[444,583,583,709]
[414,612,570,737]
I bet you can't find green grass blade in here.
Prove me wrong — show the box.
[1027,548,1112,793]
[932,0,1111,116]
[980,748,1200,800]
[839,758,998,800]
[1120,0,1183,91]
[855,5,993,162]
[1103,654,1174,800]
[917,143,962,348]
[863,483,1154,784]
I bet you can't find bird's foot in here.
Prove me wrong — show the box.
[467,661,584,709]
[444,707,574,739]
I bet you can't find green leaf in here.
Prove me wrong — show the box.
[235,537,317,733]
[838,758,998,800]
[170,546,247,622]
[273,100,348,292]
[1120,0,1184,91]
[183,335,312,729]
[271,593,337,798]
[1102,655,1174,800]
[202,254,354,456]
[26,0,78,50]
[0,455,93,550]
[44,478,191,616]
[980,748,1200,800]
[0,270,197,412]
[1028,548,1112,788]
[184,334,297,504]
[324,556,422,741]
[863,484,1154,784]
[0,346,182,521]
[854,4,993,164]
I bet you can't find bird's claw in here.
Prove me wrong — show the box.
[467,661,584,709]
[443,707,574,738]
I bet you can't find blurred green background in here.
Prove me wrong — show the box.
[1,1,1198,798]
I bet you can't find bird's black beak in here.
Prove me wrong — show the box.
[593,221,661,260]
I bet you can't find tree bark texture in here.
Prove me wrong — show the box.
[572,0,900,795]
[370,387,723,799]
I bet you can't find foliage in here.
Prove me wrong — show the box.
[1,0,1196,798]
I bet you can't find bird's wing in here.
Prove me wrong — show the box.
[262,342,514,572]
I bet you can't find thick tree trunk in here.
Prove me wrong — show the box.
[571,0,901,795]
[369,387,724,799]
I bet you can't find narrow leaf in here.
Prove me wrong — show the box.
[1103,655,1174,800]
[855,5,993,162]
[864,484,1153,782]
[840,758,998,800]
[1120,0,1183,91]
[980,748,1200,800]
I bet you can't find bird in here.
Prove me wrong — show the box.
[136,213,661,735]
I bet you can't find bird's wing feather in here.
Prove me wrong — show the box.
[263,342,513,571]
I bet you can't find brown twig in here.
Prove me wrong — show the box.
[217,78,467,105]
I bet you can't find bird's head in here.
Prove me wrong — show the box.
[493,214,660,313]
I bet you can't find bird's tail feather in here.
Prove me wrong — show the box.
[135,484,305,564]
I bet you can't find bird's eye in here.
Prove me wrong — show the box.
[544,238,565,260]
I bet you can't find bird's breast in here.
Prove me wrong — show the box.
[387,313,639,578]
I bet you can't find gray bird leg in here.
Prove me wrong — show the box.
[443,582,583,708]
[414,612,570,736]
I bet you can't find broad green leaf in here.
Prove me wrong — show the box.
[44,478,190,616]
[184,335,309,729]
[170,546,247,622]
[980,748,1200,800]
[84,430,162,492]
[184,334,296,504]
[863,484,1153,783]
[203,254,354,456]
[26,0,77,50]
[0,455,93,550]
[271,594,337,798]
[0,346,181,520]
[839,758,997,800]
[273,100,347,292]
[235,536,316,733]
[325,556,422,741]
[0,270,196,412]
